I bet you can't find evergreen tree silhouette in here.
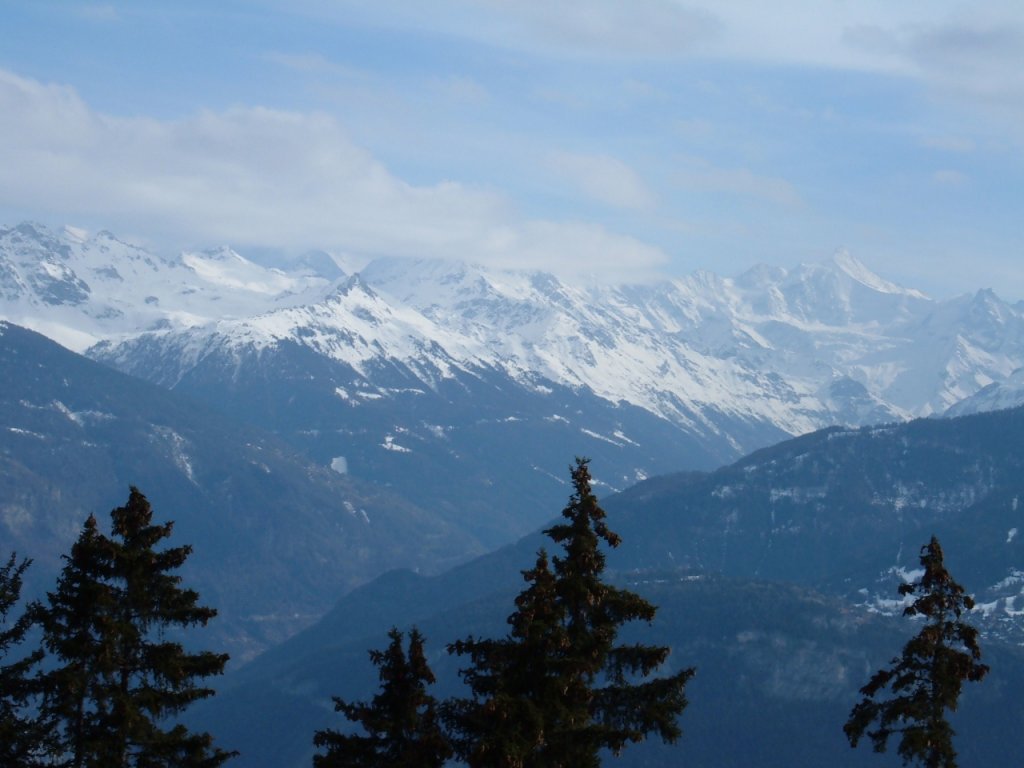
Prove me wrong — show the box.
[447,458,693,767]
[39,488,234,767]
[845,536,988,768]
[314,627,450,768]
[0,552,48,766]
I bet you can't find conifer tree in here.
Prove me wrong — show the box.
[445,550,568,767]
[38,514,116,768]
[844,536,988,768]
[39,488,234,768]
[313,627,450,768]
[0,552,48,766]
[447,458,693,767]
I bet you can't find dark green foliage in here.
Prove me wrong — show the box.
[444,550,568,767]
[0,552,47,766]
[39,488,234,768]
[38,514,117,767]
[313,627,450,768]
[845,536,989,768]
[447,458,694,767]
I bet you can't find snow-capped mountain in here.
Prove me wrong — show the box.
[945,366,1024,417]
[9,220,1021,431]
[0,221,336,350]
[6,220,1024,539]
[93,242,1024,429]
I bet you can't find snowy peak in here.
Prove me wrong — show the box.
[328,272,377,300]
[198,245,245,262]
[142,265,485,388]
[965,288,1015,335]
[945,366,1024,417]
[829,249,925,298]
[668,252,930,329]
[775,252,928,326]
[61,224,89,243]
[180,245,312,296]
[735,262,787,290]
[360,256,532,309]
[292,250,346,281]
[0,222,89,307]
[0,222,335,350]
[359,256,583,347]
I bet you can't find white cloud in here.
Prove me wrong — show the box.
[931,169,967,186]
[426,75,490,105]
[550,152,656,210]
[291,0,721,58]
[673,156,802,207]
[906,20,1024,121]
[297,0,1016,77]
[74,4,121,22]
[475,0,721,56]
[922,135,976,153]
[481,220,667,282]
[303,2,1024,140]
[0,69,666,278]
[263,52,360,77]
[844,12,1024,123]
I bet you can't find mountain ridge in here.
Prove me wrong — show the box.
[0,320,482,660]
[8,221,1024,539]
[193,402,1024,768]
[7,220,1024,432]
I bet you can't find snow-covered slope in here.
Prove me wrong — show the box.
[353,249,1022,427]
[6,221,1024,446]
[946,366,1024,418]
[0,222,337,351]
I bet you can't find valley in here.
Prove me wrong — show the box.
[4,222,1024,765]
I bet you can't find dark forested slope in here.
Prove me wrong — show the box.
[0,321,481,659]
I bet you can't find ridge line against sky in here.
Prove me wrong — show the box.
[0,1,1022,298]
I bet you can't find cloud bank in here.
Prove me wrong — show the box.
[0,69,667,279]
[309,1,1024,136]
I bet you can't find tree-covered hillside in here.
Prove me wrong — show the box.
[0,322,481,659]
[192,406,1024,766]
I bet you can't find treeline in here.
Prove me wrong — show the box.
[1,460,991,767]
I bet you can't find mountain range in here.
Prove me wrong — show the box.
[5,219,1024,764]
[193,403,1024,767]
[5,220,1024,543]
[7,312,1021,763]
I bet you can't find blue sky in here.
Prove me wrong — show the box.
[1,1,1022,297]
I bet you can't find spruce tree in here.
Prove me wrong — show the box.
[0,552,47,766]
[38,514,117,768]
[445,550,568,767]
[313,627,451,768]
[40,488,234,768]
[844,536,989,768]
[447,458,693,767]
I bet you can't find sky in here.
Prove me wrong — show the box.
[1,1,1022,297]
